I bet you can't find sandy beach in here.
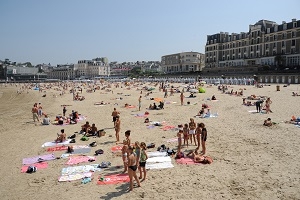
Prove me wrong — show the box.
[0,82,299,200]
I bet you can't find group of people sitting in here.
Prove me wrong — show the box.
[148,101,164,110]
[292,92,300,96]
[80,121,105,137]
[74,93,85,101]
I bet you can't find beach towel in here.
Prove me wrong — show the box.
[162,125,176,131]
[133,113,149,118]
[58,172,93,182]
[146,161,174,170]
[42,139,72,147]
[61,164,101,176]
[47,146,68,152]
[166,138,183,143]
[72,147,91,154]
[248,110,258,113]
[147,151,167,158]
[66,156,96,165]
[22,154,56,165]
[176,157,200,165]
[97,174,130,185]
[203,113,218,118]
[21,162,48,173]
[147,156,172,163]
[176,156,213,165]
[111,145,122,152]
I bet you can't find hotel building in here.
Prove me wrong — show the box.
[205,18,300,68]
[161,52,205,74]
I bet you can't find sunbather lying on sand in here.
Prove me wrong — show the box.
[292,92,300,96]
[263,118,273,127]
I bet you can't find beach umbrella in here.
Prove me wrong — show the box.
[154,97,163,102]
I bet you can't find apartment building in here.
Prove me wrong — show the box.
[205,18,300,68]
[75,57,110,79]
[47,64,77,80]
[161,52,205,73]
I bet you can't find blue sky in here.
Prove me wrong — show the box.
[0,0,299,65]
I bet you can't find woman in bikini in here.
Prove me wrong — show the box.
[189,118,197,146]
[199,123,207,155]
[127,146,141,191]
[183,123,189,148]
[195,123,202,149]
[265,97,272,114]
[138,142,148,181]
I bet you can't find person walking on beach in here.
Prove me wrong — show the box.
[32,103,39,122]
[180,92,184,106]
[112,108,120,126]
[255,100,263,113]
[138,96,142,111]
[265,97,273,114]
[115,116,121,142]
[62,106,67,117]
[38,103,43,117]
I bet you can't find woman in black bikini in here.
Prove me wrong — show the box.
[127,146,141,191]
[199,123,207,155]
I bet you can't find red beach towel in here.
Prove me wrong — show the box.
[21,162,48,173]
[97,174,130,185]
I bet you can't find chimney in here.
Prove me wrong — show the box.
[292,18,296,22]
[282,21,286,24]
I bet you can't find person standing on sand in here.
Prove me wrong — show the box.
[111,108,120,126]
[195,123,202,149]
[115,116,121,142]
[32,103,39,122]
[63,106,67,117]
[189,118,197,146]
[265,97,273,114]
[38,103,43,117]
[138,96,142,111]
[180,92,184,106]
[127,146,141,191]
[199,123,207,155]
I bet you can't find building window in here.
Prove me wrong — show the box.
[257,38,260,43]
[256,45,259,50]
[293,22,297,28]
[266,44,269,49]
[292,40,296,46]
[273,35,277,40]
[274,42,277,48]
[292,32,296,38]
[250,46,253,51]
[282,41,285,47]
[282,33,286,39]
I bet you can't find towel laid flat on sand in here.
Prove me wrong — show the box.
[73,147,91,154]
[97,174,130,185]
[147,151,167,158]
[47,146,68,152]
[162,125,176,131]
[42,139,72,147]
[23,154,56,165]
[58,172,93,182]
[176,156,213,165]
[146,156,174,169]
[111,145,122,152]
[66,156,96,165]
[21,162,48,173]
[166,137,183,143]
[61,164,101,176]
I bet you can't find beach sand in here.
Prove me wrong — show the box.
[0,82,299,200]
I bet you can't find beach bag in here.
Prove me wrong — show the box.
[95,149,104,155]
[69,134,76,139]
[147,143,155,149]
[81,136,89,141]
[26,166,37,173]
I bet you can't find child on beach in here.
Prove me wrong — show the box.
[138,142,148,181]
[125,130,131,146]
[177,128,183,150]
[121,140,128,173]
[183,123,189,148]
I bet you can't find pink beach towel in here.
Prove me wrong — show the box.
[111,145,122,152]
[66,156,96,165]
[21,162,48,173]
[162,125,175,131]
[47,146,68,152]
[176,157,213,165]
[97,174,130,185]
[23,154,56,165]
